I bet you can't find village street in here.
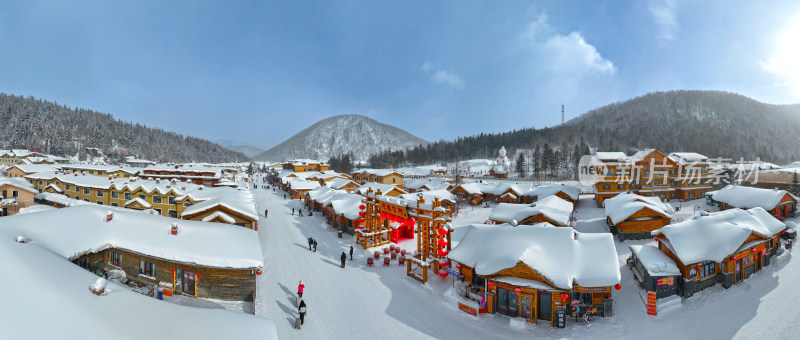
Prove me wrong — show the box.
[249,183,800,339]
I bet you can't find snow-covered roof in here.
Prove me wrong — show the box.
[399,189,456,204]
[8,163,60,174]
[604,193,675,224]
[448,223,620,289]
[179,186,258,221]
[0,221,275,339]
[452,182,487,195]
[354,169,402,177]
[355,182,406,195]
[712,185,798,211]
[202,211,237,223]
[653,208,785,264]
[125,197,152,208]
[489,195,573,226]
[629,245,681,277]
[326,177,358,190]
[330,194,364,220]
[0,177,38,194]
[667,152,710,164]
[595,152,628,161]
[0,205,263,269]
[288,179,321,191]
[525,184,581,201]
[404,177,451,190]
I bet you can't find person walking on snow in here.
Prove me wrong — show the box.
[284,194,286,199]
[264,209,268,218]
[298,299,307,325]
[292,208,295,215]
[297,280,305,297]
[313,239,318,252]
[307,237,313,251]
[349,245,354,261]
[340,251,347,268]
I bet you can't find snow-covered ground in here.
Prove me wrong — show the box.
[250,182,800,339]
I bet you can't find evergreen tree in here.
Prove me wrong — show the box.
[791,171,800,197]
[516,153,526,177]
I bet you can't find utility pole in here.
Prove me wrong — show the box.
[561,104,565,124]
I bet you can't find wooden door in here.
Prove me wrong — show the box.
[538,291,552,321]
[497,287,509,315]
[520,295,533,322]
[183,271,196,295]
[735,259,743,283]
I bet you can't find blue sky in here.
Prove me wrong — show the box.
[2,1,800,149]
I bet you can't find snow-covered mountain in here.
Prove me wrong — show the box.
[255,114,428,162]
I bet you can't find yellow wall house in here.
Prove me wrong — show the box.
[351,169,405,189]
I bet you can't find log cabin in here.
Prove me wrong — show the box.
[325,177,361,192]
[668,152,714,200]
[282,159,330,172]
[0,149,46,166]
[5,164,60,179]
[351,169,405,189]
[448,223,620,327]
[649,208,784,298]
[140,164,223,186]
[286,179,322,199]
[629,149,677,201]
[355,182,407,197]
[604,193,674,241]
[627,244,682,299]
[450,183,487,205]
[399,189,457,214]
[592,152,633,206]
[0,178,37,216]
[0,205,263,302]
[489,195,573,227]
[712,184,798,219]
[521,184,581,206]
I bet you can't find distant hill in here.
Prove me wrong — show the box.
[216,139,267,158]
[0,93,249,163]
[255,114,428,162]
[369,90,800,170]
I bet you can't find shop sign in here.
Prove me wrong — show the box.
[458,302,478,317]
[656,277,674,286]
[555,307,566,328]
[575,286,611,293]
[446,268,460,277]
[379,201,408,218]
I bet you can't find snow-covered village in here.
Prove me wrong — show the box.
[4,2,800,340]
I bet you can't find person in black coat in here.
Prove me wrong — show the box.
[349,245,354,261]
[340,251,347,268]
[264,209,268,218]
[298,299,307,325]
[313,239,317,252]
[307,237,313,251]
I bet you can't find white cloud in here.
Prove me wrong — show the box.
[542,32,616,76]
[521,14,616,77]
[648,0,679,46]
[420,62,465,89]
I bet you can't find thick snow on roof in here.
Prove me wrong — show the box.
[595,152,628,161]
[489,195,573,226]
[0,235,276,339]
[0,205,263,269]
[330,194,364,220]
[654,208,785,264]
[400,189,456,204]
[453,182,487,195]
[448,223,620,289]
[326,177,358,190]
[0,177,38,194]
[355,182,406,195]
[712,185,798,211]
[629,245,681,276]
[525,184,581,201]
[9,163,60,174]
[125,197,152,208]
[307,186,335,200]
[354,169,402,177]
[287,179,321,191]
[668,152,709,164]
[404,177,450,190]
[604,193,675,224]
[180,186,258,221]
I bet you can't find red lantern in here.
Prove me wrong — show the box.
[438,272,448,279]
[438,248,448,257]
[487,281,494,287]
[358,218,365,224]
[437,238,449,246]
[696,263,702,268]
[359,211,365,217]
[560,293,569,301]
[614,283,621,291]
[359,205,366,210]
[654,237,659,242]
[256,269,262,275]
[514,287,522,293]
[437,227,448,236]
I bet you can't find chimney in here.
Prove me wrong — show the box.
[170,222,179,235]
[106,211,113,222]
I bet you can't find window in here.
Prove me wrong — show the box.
[570,292,593,305]
[84,199,89,202]
[168,196,175,205]
[1,190,5,198]
[168,210,177,218]
[617,183,625,190]
[124,192,132,200]
[38,180,42,186]
[111,202,118,207]
[66,184,71,191]
[701,167,708,174]
[75,186,79,192]
[12,190,18,198]
[700,261,715,279]
[111,191,119,199]
[96,201,103,205]
[140,260,156,278]
[153,195,162,204]
[97,190,104,197]
[602,183,610,190]
[688,192,696,199]
[77,257,89,269]
[138,194,147,200]
[184,202,193,207]
[65,194,70,198]
[84,188,90,195]
[154,208,161,215]
[109,250,122,267]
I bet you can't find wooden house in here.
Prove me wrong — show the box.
[627,245,682,299]
[282,159,330,172]
[0,178,37,216]
[604,193,674,241]
[647,208,784,298]
[629,149,677,201]
[355,182,406,197]
[0,149,46,166]
[5,164,60,179]
[287,179,321,199]
[448,223,620,326]
[489,196,573,227]
[325,177,361,193]
[591,152,633,206]
[140,164,222,186]
[351,169,404,189]
[668,152,713,200]
[0,205,263,302]
[450,183,487,205]
[399,189,458,214]
[712,185,798,219]
[522,184,581,206]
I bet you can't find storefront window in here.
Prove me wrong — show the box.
[700,261,715,279]
[520,296,532,319]
[571,292,592,305]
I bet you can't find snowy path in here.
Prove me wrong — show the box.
[250,186,800,339]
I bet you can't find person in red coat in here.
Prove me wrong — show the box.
[297,280,305,297]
